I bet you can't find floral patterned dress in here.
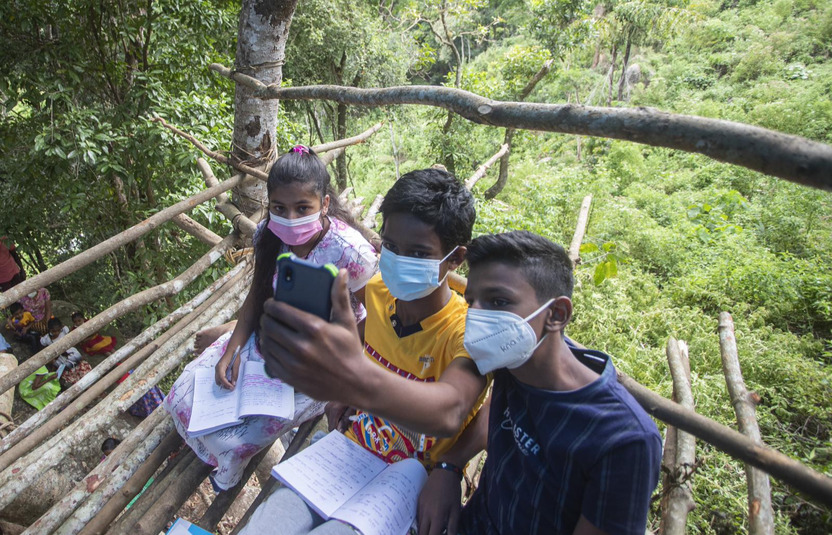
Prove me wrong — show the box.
[163,217,377,490]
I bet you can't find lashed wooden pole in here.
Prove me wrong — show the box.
[568,195,593,266]
[196,161,258,237]
[719,312,775,534]
[464,143,509,189]
[660,338,697,535]
[0,259,248,457]
[105,449,196,535]
[172,214,223,246]
[0,233,238,397]
[73,429,183,535]
[209,63,832,191]
[24,408,173,534]
[618,372,832,507]
[0,276,247,509]
[0,174,245,309]
[132,454,214,535]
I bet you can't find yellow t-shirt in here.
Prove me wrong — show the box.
[345,274,489,465]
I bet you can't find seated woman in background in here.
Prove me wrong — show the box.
[72,311,117,357]
[19,287,52,337]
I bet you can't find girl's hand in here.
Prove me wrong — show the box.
[215,348,241,390]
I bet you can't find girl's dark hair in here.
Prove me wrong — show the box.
[250,147,357,336]
[9,303,23,314]
[71,311,84,321]
[47,317,63,331]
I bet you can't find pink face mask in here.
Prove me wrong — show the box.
[267,211,323,246]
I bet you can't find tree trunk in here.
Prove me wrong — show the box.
[617,36,632,102]
[231,0,298,217]
[336,102,348,190]
[607,43,618,106]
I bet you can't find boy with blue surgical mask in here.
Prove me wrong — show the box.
[248,168,489,534]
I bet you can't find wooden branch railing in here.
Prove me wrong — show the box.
[0,173,245,309]
[618,372,832,507]
[0,233,239,397]
[0,260,249,469]
[24,408,174,534]
[719,313,775,534]
[73,429,183,535]
[172,214,223,246]
[209,63,832,191]
[196,160,258,237]
[0,273,248,511]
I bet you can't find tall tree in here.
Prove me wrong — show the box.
[0,0,238,311]
[231,0,299,217]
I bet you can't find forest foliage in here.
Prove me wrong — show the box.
[1,0,831,532]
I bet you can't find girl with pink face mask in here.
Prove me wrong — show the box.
[163,146,378,491]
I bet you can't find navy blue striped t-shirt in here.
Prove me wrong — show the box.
[460,346,662,535]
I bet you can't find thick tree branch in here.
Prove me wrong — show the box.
[209,63,832,190]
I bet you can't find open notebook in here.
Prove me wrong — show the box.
[272,431,428,535]
[187,360,294,436]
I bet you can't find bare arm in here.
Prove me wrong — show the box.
[260,270,487,437]
[214,287,259,389]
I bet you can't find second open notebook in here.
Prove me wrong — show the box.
[186,360,295,436]
[272,430,428,535]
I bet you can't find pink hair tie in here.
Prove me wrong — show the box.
[291,145,310,155]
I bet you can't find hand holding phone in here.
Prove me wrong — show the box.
[273,253,338,320]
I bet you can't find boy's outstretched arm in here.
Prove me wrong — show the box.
[260,270,487,438]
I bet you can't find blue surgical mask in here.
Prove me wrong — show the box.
[379,246,458,301]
